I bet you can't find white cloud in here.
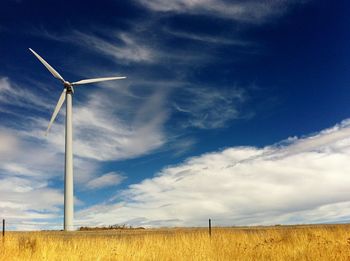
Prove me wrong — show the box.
[87,172,126,189]
[0,127,65,228]
[76,119,350,227]
[0,176,62,219]
[0,126,94,229]
[137,0,306,22]
[0,128,62,179]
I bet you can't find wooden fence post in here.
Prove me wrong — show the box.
[2,219,4,237]
[209,218,212,237]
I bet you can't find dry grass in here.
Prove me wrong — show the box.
[1,224,350,260]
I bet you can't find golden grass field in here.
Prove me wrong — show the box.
[1,224,350,260]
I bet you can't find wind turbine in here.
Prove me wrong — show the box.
[29,48,126,231]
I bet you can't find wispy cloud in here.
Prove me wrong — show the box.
[173,87,247,129]
[164,29,250,46]
[76,119,350,227]
[71,31,156,63]
[0,77,51,110]
[1,74,169,162]
[170,137,197,156]
[40,30,157,64]
[35,25,236,69]
[71,87,168,161]
[136,0,307,23]
[87,172,126,190]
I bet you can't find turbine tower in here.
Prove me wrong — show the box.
[29,48,126,231]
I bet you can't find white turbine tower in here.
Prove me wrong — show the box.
[29,48,126,231]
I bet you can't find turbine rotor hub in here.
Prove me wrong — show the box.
[64,81,73,93]
[63,81,71,88]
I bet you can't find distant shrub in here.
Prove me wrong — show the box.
[78,224,145,231]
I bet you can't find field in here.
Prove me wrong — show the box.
[1,224,350,260]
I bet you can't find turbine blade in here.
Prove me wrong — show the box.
[29,48,65,83]
[46,89,66,135]
[71,76,126,86]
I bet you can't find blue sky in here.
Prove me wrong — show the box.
[1,0,350,230]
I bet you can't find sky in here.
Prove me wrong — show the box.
[1,0,350,230]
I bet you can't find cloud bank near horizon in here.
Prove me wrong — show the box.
[76,119,350,227]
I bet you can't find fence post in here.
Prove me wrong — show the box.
[209,218,211,237]
[2,219,4,237]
